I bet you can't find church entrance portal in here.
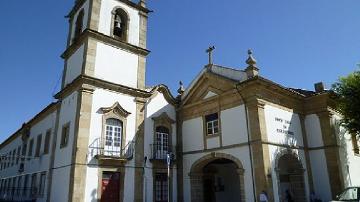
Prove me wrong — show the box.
[277,153,306,202]
[189,153,245,202]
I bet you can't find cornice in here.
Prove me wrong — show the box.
[55,75,152,100]
[61,29,150,59]
[149,84,178,106]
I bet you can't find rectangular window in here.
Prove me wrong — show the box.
[205,113,219,136]
[16,146,21,164]
[22,143,27,162]
[28,139,34,159]
[352,134,359,155]
[11,149,16,166]
[12,177,16,196]
[35,134,42,157]
[7,153,10,167]
[44,129,51,154]
[39,172,46,197]
[23,175,29,196]
[154,173,168,202]
[30,174,37,197]
[60,123,70,148]
[17,176,22,195]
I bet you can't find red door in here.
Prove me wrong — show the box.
[101,172,120,202]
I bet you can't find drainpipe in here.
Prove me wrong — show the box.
[235,83,257,202]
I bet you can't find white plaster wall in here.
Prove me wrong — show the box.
[94,42,138,87]
[182,118,204,152]
[98,0,140,46]
[182,147,254,202]
[206,137,219,149]
[69,0,90,45]
[309,150,332,201]
[305,114,323,147]
[84,88,137,201]
[332,115,360,187]
[304,114,332,201]
[221,105,247,146]
[64,44,84,86]
[143,92,177,202]
[264,105,304,147]
[50,92,78,202]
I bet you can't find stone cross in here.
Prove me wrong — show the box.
[206,46,215,64]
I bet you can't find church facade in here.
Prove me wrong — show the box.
[0,0,359,202]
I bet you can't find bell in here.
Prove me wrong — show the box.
[115,22,121,29]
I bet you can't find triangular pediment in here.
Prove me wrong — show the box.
[182,71,236,106]
[203,91,218,100]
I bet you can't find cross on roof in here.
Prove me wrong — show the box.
[206,46,215,64]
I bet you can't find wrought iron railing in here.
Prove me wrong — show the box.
[150,144,176,161]
[89,138,134,160]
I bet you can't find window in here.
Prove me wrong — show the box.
[205,113,219,135]
[60,123,70,148]
[44,130,51,154]
[11,149,16,166]
[22,143,27,161]
[154,173,168,202]
[35,134,42,157]
[30,174,37,197]
[23,175,29,196]
[154,126,169,160]
[112,8,128,41]
[28,139,34,160]
[17,176,22,195]
[16,146,21,164]
[74,9,84,40]
[351,134,359,155]
[104,118,123,155]
[39,172,46,197]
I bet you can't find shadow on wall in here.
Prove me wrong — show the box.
[335,120,352,188]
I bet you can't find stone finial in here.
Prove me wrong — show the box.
[138,0,146,8]
[314,82,325,92]
[245,49,259,77]
[206,46,215,65]
[177,81,185,95]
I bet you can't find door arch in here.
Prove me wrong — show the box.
[189,152,245,202]
[275,150,306,202]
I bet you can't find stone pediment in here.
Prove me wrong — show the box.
[152,112,175,124]
[182,71,235,106]
[100,102,131,118]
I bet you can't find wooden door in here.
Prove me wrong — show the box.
[101,172,120,202]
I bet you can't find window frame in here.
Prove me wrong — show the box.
[28,139,34,160]
[73,9,84,42]
[35,134,42,157]
[351,134,360,155]
[204,112,220,136]
[43,129,51,155]
[110,7,129,42]
[60,122,71,149]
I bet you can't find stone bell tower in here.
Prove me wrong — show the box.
[61,0,150,90]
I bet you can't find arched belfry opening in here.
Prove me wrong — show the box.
[189,153,245,202]
[276,151,306,202]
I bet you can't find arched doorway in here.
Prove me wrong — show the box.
[189,153,245,202]
[276,151,306,202]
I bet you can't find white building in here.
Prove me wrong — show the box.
[0,0,359,202]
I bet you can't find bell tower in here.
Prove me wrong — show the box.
[61,0,150,90]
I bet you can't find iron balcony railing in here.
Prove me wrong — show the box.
[89,138,135,160]
[150,144,176,161]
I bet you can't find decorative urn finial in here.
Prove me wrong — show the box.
[245,49,259,77]
[177,81,185,95]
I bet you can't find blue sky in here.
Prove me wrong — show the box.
[0,0,359,142]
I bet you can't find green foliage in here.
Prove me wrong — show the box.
[332,69,360,135]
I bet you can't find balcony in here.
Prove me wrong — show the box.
[149,144,176,163]
[89,138,134,165]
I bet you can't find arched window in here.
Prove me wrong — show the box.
[112,8,128,41]
[105,118,123,155]
[74,9,84,40]
[154,126,169,159]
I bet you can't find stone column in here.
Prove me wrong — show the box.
[189,172,204,202]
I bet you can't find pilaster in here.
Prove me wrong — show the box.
[317,111,343,198]
[68,86,94,202]
[134,97,146,202]
[246,98,274,201]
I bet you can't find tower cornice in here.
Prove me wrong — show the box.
[61,29,150,59]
